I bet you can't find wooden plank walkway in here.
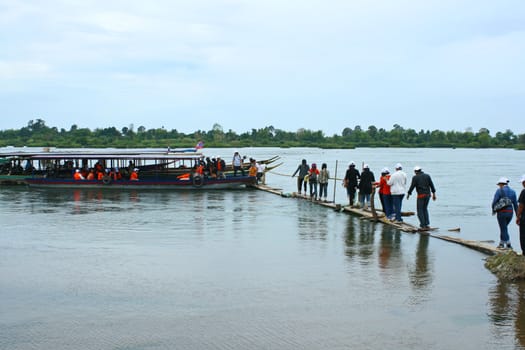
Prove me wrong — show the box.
[251,183,507,256]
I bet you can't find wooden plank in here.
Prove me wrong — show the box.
[429,234,502,255]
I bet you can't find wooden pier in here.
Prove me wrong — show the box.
[252,183,508,256]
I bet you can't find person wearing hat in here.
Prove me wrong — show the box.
[343,161,360,206]
[232,151,245,177]
[358,164,375,209]
[387,163,407,223]
[491,177,518,249]
[515,174,525,253]
[407,166,436,230]
[375,167,392,219]
[73,169,85,180]
[130,168,139,181]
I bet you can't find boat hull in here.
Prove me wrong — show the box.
[25,176,256,190]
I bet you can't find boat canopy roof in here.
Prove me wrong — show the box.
[0,148,203,161]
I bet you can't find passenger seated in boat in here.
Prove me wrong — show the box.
[130,168,139,181]
[86,169,95,180]
[248,159,258,177]
[216,156,226,179]
[73,169,85,180]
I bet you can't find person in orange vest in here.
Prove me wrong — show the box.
[130,168,139,181]
[86,169,95,180]
[216,156,226,179]
[248,158,258,177]
[113,167,122,181]
[97,170,105,181]
[73,169,85,180]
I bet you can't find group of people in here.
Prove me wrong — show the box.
[344,161,436,230]
[292,159,330,201]
[491,175,525,252]
[293,160,437,231]
[194,152,265,183]
[73,165,139,182]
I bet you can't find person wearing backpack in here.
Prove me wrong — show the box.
[491,177,518,249]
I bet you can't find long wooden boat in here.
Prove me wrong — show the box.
[0,148,280,186]
[16,151,257,190]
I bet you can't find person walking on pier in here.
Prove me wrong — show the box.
[358,164,375,209]
[318,163,330,202]
[387,163,407,223]
[308,163,320,200]
[492,177,518,249]
[292,159,310,195]
[376,168,392,219]
[516,174,525,253]
[344,161,360,206]
[407,166,436,230]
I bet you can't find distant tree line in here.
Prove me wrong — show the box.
[0,119,524,149]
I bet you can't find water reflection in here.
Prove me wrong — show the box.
[343,217,375,262]
[296,201,328,240]
[406,235,433,306]
[489,281,525,348]
[378,224,402,269]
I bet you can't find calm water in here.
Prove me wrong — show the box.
[1,147,524,350]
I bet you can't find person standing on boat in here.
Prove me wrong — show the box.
[292,159,310,195]
[516,174,525,253]
[343,161,360,206]
[492,177,518,249]
[256,161,265,184]
[407,166,436,230]
[318,163,330,202]
[358,164,375,209]
[232,151,245,176]
[387,163,407,223]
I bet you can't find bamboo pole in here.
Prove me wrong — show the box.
[332,160,338,203]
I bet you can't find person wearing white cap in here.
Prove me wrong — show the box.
[491,177,518,249]
[375,168,393,219]
[130,168,139,181]
[358,164,375,209]
[516,174,525,253]
[343,161,360,206]
[387,163,407,222]
[407,166,436,230]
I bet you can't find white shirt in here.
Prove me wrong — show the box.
[387,169,407,195]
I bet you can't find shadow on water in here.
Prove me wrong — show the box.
[488,280,525,348]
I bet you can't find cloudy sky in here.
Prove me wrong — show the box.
[1,0,524,136]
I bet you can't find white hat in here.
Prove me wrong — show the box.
[134,168,139,171]
[521,174,525,183]
[363,164,369,169]
[75,169,80,172]
[497,177,509,185]
[349,161,355,167]
[414,165,422,171]
[395,163,402,169]
[381,167,390,174]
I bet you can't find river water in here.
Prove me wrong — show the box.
[1,147,524,350]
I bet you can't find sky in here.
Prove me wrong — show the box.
[1,0,524,136]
